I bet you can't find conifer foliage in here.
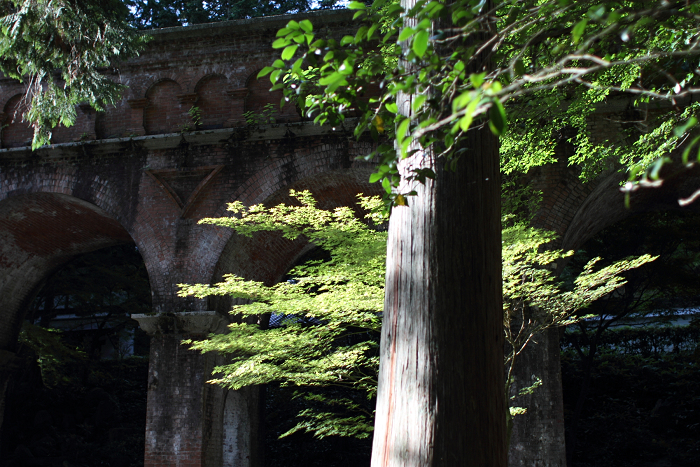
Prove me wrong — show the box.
[0,0,146,148]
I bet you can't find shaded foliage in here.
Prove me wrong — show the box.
[561,210,700,463]
[562,349,700,467]
[126,0,342,29]
[563,324,700,357]
[263,383,372,467]
[1,357,149,467]
[17,244,151,392]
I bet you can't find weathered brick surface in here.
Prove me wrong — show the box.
[1,94,33,148]
[0,125,378,465]
[0,11,375,463]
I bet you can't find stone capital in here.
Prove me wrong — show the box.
[131,310,228,336]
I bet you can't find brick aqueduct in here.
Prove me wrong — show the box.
[1,9,699,467]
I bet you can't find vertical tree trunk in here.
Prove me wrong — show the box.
[371,126,506,465]
[507,327,567,466]
[370,2,505,462]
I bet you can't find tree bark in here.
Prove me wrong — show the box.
[507,327,567,466]
[371,126,506,465]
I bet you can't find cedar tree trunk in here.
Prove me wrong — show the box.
[370,125,506,465]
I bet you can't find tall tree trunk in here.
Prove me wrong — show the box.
[371,123,506,464]
[370,2,505,463]
[507,327,567,466]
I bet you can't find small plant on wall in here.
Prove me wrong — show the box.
[243,103,278,127]
[180,106,202,132]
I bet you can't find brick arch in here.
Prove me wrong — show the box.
[0,192,136,355]
[1,94,33,148]
[0,166,124,221]
[188,71,226,95]
[0,89,21,110]
[244,71,298,122]
[561,165,700,251]
[144,78,189,135]
[194,74,234,129]
[0,164,198,318]
[125,71,180,101]
[205,167,381,315]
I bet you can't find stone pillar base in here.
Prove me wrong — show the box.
[132,311,261,467]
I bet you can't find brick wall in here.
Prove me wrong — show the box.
[0,120,379,466]
[0,10,357,149]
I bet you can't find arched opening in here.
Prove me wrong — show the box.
[0,193,152,466]
[144,79,187,135]
[244,72,298,124]
[195,74,233,130]
[560,209,700,466]
[2,94,33,148]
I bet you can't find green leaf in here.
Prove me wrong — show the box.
[469,72,486,88]
[382,176,391,193]
[273,37,290,49]
[318,72,347,93]
[367,23,379,41]
[355,26,368,43]
[386,103,398,114]
[444,132,454,148]
[396,118,410,143]
[682,136,700,164]
[649,157,670,180]
[369,172,383,183]
[459,98,479,132]
[674,117,697,137]
[453,91,473,112]
[412,30,429,58]
[348,1,367,9]
[257,67,275,78]
[412,94,427,112]
[572,19,588,44]
[400,138,412,159]
[398,27,416,42]
[299,19,313,33]
[488,99,507,136]
[514,59,525,77]
[340,35,355,46]
[270,69,282,84]
[281,45,299,60]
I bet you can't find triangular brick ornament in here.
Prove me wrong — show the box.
[145,165,223,217]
